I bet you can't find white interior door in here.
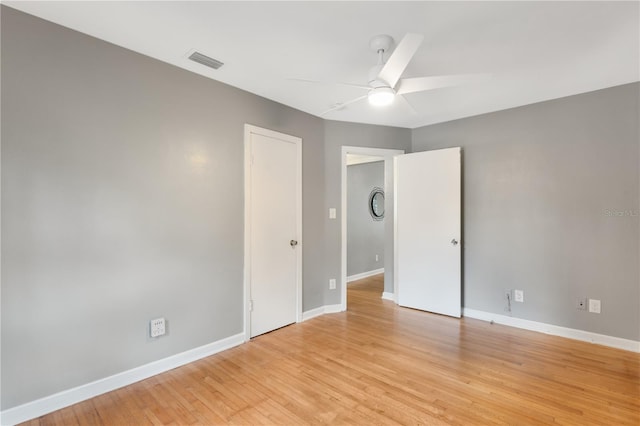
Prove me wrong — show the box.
[394,147,461,318]
[245,125,301,338]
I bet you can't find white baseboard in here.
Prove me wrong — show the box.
[463,308,640,353]
[381,292,395,301]
[0,333,246,426]
[324,303,343,314]
[347,268,384,283]
[302,304,345,321]
[301,306,325,321]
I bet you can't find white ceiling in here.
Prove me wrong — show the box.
[6,1,639,129]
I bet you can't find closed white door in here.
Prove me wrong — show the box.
[395,147,461,317]
[245,125,301,338]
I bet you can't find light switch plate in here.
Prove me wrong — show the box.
[329,208,336,219]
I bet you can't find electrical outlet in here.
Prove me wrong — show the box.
[588,299,601,314]
[329,278,336,290]
[577,297,587,310]
[514,290,524,303]
[375,254,379,262]
[150,317,166,338]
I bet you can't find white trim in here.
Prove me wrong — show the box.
[393,155,399,306]
[301,306,326,321]
[381,292,395,301]
[0,333,246,426]
[302,304,345,321]
[346,154,384,166]
[341,146,404,312]
[324,303,343,314]
[347,268,384,283]
[243,126,251,342]
[244,124,303,341]
[463,308,640,353]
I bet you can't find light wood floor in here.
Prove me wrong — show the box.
[24,274,639,425]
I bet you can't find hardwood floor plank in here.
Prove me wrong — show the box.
[20,274,639,425]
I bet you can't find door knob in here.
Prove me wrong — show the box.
[290,240,298,247]
[451,239,459,246]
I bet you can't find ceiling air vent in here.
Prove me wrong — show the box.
[188,51,224,70]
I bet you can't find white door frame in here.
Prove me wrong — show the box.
[340,146,405,310]
[244,124,302,341]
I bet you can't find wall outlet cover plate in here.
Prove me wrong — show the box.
[514,290,524,303]
[150,317,166,337]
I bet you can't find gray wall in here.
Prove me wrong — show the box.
[347,162,385,277]
[412,83,640,341]
[1,7,326,409]
[324,121,411,302]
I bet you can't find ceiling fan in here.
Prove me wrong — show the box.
[293,33,485,115]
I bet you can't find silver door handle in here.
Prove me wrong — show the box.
[451,239,459,246]
[290,240,298,247]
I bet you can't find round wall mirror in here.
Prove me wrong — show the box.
[369,187,385,221]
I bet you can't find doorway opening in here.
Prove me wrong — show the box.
[346,156,385,297]
[340,146,404,310]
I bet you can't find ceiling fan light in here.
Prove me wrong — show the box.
[368,87,395,106]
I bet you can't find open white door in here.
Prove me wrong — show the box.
[394,147,461,318]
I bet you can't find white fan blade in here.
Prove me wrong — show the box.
[320,95,368,116]
[397,95,419,116]
[377,33,424,88]
[396,74,491,95]
[288,78,370,90]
